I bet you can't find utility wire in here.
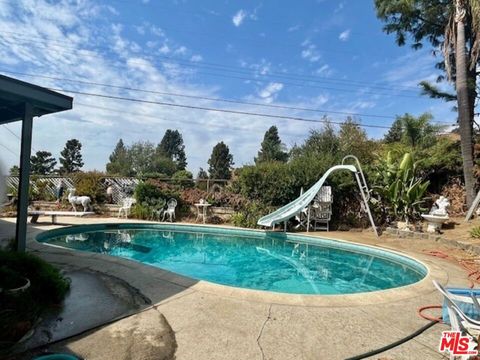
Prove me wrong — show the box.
[0,38,426,99]
[1,31,419,92]
[3,70,453,125]
[0,141,17,156]
[2,70,403,120]
[75,102,306,138]
[0,34,424,96]
[2,124,38,153]
[51,87,394,129]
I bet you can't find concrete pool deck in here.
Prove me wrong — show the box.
[1,217,472,359]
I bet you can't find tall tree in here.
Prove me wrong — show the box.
[106,139,131,175]
[290,120,339,159]
[196,167,209,180]
[255,126,288,164]
[375,0,480,206]
[399,113,442,148]
[451,0,479,206]
[208,142,234,180]
[9,165,19,176]
[384,118,403,143]
[128,141,177,176]
[338,118,377,162]
[59,139,83,174]
[157,129,187,170]
[30,151,57,175]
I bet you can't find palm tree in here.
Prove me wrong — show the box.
[400,113,441,148]
[444,0,480,207]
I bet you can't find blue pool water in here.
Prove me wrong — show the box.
[37,224,427,295]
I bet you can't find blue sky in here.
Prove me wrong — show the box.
[0,0,456,175]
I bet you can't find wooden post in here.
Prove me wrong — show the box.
[15,102,33,252]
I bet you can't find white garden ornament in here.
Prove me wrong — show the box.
[67,189,92,212]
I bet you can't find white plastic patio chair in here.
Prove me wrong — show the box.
[162,198,177,222]
[433,280,480,359]
[118,197,135,218]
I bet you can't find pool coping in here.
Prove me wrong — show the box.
[31,222,446,307]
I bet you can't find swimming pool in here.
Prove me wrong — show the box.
[36,224,427,295]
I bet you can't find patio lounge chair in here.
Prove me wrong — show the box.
[308,186,332,231]
[433,280,480,338]
[162,198,177,222]
[118,197,135,218]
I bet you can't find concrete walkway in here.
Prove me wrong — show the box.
[1,217,470,359]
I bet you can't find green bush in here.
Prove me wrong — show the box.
[231,201,274,228]
[0,251,70,347]
[134,181,163,204]
[29,177,56,201]
[372,152,430,224]
[172,170,194,189]
[73,171,106,204]
[0,250,70,304]
[471,226,480,239]
[133,180,190,220]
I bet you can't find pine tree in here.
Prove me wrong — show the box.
[106,139,131,175]
[157,129,187,170]
[30,151,57,175]
[208,142,234,180]
[255,126,289,164]
[384,118,403,144]
[9,165,19,175]
[59,139,84,174]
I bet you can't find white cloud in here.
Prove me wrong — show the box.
[232,9,247,27]
[301,40,321,62]
[315,64,333,76]
[288,24,300,32]
[258,82,284,103]
[190,54,203,62]
[339,29,350,41]
[159,44,170,54]
[174,45,187,55]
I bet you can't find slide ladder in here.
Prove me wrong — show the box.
[257,155,378,237]
[342,155,378,237]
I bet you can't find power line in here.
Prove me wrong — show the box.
[0,32,377,88]
[0,141,17,157]
[0,33,423,95]
[2,124,38,153]
[51,87,394,129]
[75,102,306,138]
[2,70,403,120]
[0,38,423,99]
[4,69,454,125]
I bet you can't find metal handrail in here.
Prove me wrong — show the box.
[342,155,378,237]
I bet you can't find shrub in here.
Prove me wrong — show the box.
[172,170,194,189]
[372,152,430,224]
[134,181,163,204]
[232,162,297,206]
[73,171,106,204]
[133,180,189,220]
[231,201,274,228]
[0,250,70,304]
[471,226,480,238]
[0,251,70,347]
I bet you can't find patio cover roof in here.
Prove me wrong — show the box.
[0,74,73,251]
[0,74,72,124]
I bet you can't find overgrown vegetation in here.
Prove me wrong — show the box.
[0,251,70,348]
[471,226,480,239]
[2,113,470,231]
[372,152,430,224]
